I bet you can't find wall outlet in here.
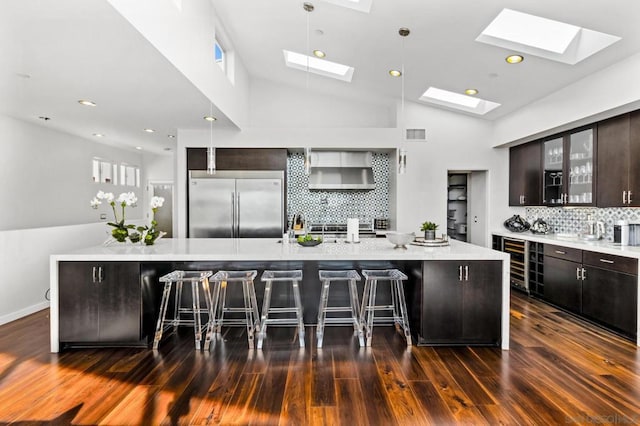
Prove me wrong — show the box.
[100,213,107,220]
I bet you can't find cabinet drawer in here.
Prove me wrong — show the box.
[583,251,638,275]
[544,244,582,262]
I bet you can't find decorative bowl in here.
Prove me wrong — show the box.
[297,239,322,247]
[385,232,415,249]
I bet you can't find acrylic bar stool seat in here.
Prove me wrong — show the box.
[153,270,217,351]
[257,270,305,349]
[360,269,412,347]
[211,270,260,349]
[316,270,363,348]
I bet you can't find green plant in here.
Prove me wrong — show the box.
[420,221,439,231]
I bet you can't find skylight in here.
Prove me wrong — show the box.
[321,0,372,13]
[283,50,355,82]
[419,87,501,115]
[476,9,620,65]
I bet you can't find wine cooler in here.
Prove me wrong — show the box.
[503,237,529,293]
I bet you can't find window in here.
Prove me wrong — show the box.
[120,164,140,187]
[214,40,225,73]
[92,158,116,184]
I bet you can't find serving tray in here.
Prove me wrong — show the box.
[411,238,449,247]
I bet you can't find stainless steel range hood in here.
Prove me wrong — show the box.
[308,151,376,190]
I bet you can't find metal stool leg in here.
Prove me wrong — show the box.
[248,278,261,333]
[242,280,255,349]
[348,278,365,346]
[192,281,202,350]
[153,280,173,350]
[203,277,219,351]
[316,279,331,348]
[292,279,305,348]
[216,282,228,334]
[257,280,273,350]
[394,279,412,346]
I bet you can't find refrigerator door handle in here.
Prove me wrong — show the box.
[236,192,241,237]
[231,192,236,238]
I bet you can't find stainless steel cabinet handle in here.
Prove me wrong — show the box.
[458,265,463,281]
[576,267,581,280]
[629,190,633,204]
[464,265,469,281]
[599,259,614,264]
[522,195,526,204]
[98,266,104,282]
[92,266,97,283]
[623,191,627,204]
[555,250,566,255]
[581,268,587,280]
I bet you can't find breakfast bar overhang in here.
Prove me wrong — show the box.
[49,238,510,352]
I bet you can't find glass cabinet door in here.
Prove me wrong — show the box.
[567,129,594,205]
[543,137,564,204]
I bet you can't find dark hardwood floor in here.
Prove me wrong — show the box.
[0,292,639,425]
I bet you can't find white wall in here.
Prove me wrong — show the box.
[107,0,250,128]
[0,114,145,325]
[493,51,640,147]
[250,77,395,128]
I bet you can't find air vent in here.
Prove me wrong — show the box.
[406,128,426,140]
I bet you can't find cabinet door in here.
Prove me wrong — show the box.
[566,128,595,205]
[542,137,564,205]
[597,114,629,207]
[98,262,141,342]
[422,261,463,341]
[59,262,99,342]
[509,142,541,206]
[462,261,502,343]
[583,266,637,338]
[543,256,582,313]
[629,111,640,206]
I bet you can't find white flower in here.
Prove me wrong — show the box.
[96,191,114,203]
[117,192,138,206]
[150,196,165,209]
[90,197,101,209]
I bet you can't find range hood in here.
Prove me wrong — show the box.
[308,151,376,190]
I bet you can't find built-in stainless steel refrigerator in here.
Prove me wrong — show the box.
[188,170,284,238]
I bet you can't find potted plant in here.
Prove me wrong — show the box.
[421,221,439,240]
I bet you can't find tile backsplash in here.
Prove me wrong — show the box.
[287,153,390,226]
[525,207,640,241]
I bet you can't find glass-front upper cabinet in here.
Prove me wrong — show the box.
[543,137,564,204]
[542,127,595,206]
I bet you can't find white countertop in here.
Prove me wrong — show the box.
[51,237,509,262]
[492,230,640,259]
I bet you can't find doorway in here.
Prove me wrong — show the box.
[149,181,174,238]
[447,170,488,247]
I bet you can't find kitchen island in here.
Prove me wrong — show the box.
[50,238,509,352]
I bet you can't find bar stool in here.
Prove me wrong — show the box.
[316,270,363,348]
[153,270,218,351]
[257,270,305,349]
[360,269,412,347]
[211,270,260,349]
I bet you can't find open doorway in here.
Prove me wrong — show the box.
[149,181,174,238]
[447,170,489,247]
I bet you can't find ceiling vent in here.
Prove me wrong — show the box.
[405,128,426,141]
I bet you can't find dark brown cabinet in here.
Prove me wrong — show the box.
[419,260,502,345]
[543,256,582,314]
[59,262,142,345]
[597,111,640,206]
[187,148,287,171]
[509,142,541,206]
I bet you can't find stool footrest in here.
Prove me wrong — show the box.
[265,307,299,314]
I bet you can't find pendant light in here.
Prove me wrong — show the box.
[205,105,217,175]
[303,2,314,176]
[398,27,410,175]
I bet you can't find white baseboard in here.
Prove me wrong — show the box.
[0,301,50,326]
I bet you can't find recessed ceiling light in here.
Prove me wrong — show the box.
[389,70,402,77]
[464,88,479,96]
[167,134,176,139]
[38,116,51,121]
[313,50,326,58]
[505,54,524,64]
[135,146,142,150]
[78,100,96,107]
[419,87,501,115]
[283,50,354,82]
[477,8,620,65]
[143,128,155,133]
[203,116,217,122]
[92,133,105,137]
